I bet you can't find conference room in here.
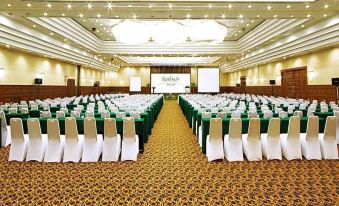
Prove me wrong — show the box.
[0,0,338,205]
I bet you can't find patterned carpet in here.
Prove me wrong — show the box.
[0,100,338,205]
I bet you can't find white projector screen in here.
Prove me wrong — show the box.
[129,76,142,92]
[198,68,220,93]
[151,73,190,93]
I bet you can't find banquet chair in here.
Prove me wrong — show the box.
[224,118,244,161]
[280,116,302,160]
[116,112,126,119]
[199,112,212,147]
[248,111,258,119]
[20,108,29,114]
[82,117,103,162]
[0,111,11,147]
[30,105,39,111]
[101,110,110,118]
[261,118,282,160]
[63,117,84,162]
[44,119,65,162]
[26,118,48,162]
[121,117,139,161]
[293,111,303,117]
[70,111,80,118]
[231,110,241,118]
[264,110,273,118]
[279,111,288,118]
[206,118,224,162]
[320,106,328,113]
[85,111,94,118]
[102,118,121,161]
[335,111,339,144]
[8,108,17,114]
[41,111,52,118]
[300,116,321,160]
[8,118,29,161]
[242,118,262,161]
[130,111,140,119]
[319,116,338,159]
[216,112,227,119]
[60,108,68,113]
[56,111,65,118]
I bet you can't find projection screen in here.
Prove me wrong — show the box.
[151,73,190,93]
[198,68,220,93]
[129,76,142,92]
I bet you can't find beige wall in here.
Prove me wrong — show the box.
[224,47,339,86]
[104,66,150,87]
[0,46,108,86]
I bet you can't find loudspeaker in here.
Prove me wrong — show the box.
[332,78,339,86]
[34,78,42,85]
[269,80,276,85]
[236,83,240,87]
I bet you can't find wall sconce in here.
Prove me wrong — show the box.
[0,68,4,79]
[308,70,315,81]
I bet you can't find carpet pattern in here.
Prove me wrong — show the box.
[0,100,338,205]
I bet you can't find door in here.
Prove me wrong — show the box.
[281,67,307,99]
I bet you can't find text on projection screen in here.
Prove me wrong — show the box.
[151,74,190,93]
[130,76,142,92]
[198,68,220,93]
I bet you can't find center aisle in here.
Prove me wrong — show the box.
[0,100,337,205]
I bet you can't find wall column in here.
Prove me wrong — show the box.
[76,65,81,96]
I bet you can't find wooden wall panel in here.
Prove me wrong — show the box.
[306,85,337,102]
[150,66,191,73]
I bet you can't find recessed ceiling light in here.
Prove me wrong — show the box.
[290,14,294,18]
[186,14,191,19]
[267,5,272,10]
[305,5,310,9]
[97,14,101,18]
[128,4,132,7]
[324,4,329,9]
[149,4,152,8]
[6,44,10,48]
[87,3,93,9]
[47,3,52,8]
[307,14,311,18]
[133,14,137,19]
[62,13,65,16]
[107,2,113,10]
[66,3,72,10]
[248,5,252,9]
[204,14,208,18]
[168,3,173,9]
[251,20,254,23]
[274,14,278,18]
[208,4,212,8]
[221,14,226,19]
[32,24,36,28]
[323,14,327,17]
[79,13,84,18]
[301,24,305,28]
[239,14,243,18]
[43,12,48,16]
[228,4,232,9]
[50,32,54,35]
[257,14,260,18]
[115,15,119,18]
[27,3,32,7]
[240,20,244,23]
[64,38,67,42]
[7,3,12,7]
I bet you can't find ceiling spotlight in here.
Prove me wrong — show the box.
[323,14,327,17]
[307,14,311,18]
[115,15,119,18]
[267,5,272,10]
[50,32,54,35]
[168,3,173,9]
[274,14,278,18]
[257,14,260,18]
[186,14,191,19]
[228,4,232,9]
[149,4,152,8]
[133,14,137,19]
[324,4,329,9]
[301,24,305,28]
[248,5,252,9]
[47,3,52,8]
[6,44,10,48]
[286,5,291,9]
[221,14,226,19]
[43,12,48,16]
[87,3,93,9]
[79,13,84,18]
[107,2,113,10]
[208,4,212,8]
[27,3,32,7]
[66,3,72,10]
[97,13,101,18]
[305,5,310,9]
[239,14,243,18]
[62,13,65,16]
[33,24,36,28]
[7,3,12,7]
[128,4,132,7]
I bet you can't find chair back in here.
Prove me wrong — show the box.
[65,117,78,140]
[20,108,29,114]
[0,111,7,129]
[209,118,222,141]
[267,118,280,139]
[293,111,303,117]
[85,111,94,118]
[216,112,227,119]
[101,110,110,118]
[130,111,140,119]
[306,116,319,139]
[27,118,42,139]
[10,118,25,142]
[104,118,117,138]
[123,117,135,138]
[116,112,126,119]
[71,111,80,118]
[84,117,97,139]
[8,108,17,114]
[202,112,211,119]
[56,111,65,118]
[41,111,52,118]
[229,118,242,139]
[248,111,258,119]
[323,116,336,140]
[287,116,300,138]
[231,111,240,118]
[60,108,68,113]
[279,111,288,118]
[47,119,60,141]
[247,118,260,140]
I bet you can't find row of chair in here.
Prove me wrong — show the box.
[8,117,139,162]
[205,116,338,162]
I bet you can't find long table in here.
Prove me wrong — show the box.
[200,117,326,154]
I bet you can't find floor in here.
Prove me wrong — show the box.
[0,100,338,205]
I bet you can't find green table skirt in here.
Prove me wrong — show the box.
[21,117,146,152]
[200,117,326,154]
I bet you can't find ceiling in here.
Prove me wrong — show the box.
[0,0,338,70]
